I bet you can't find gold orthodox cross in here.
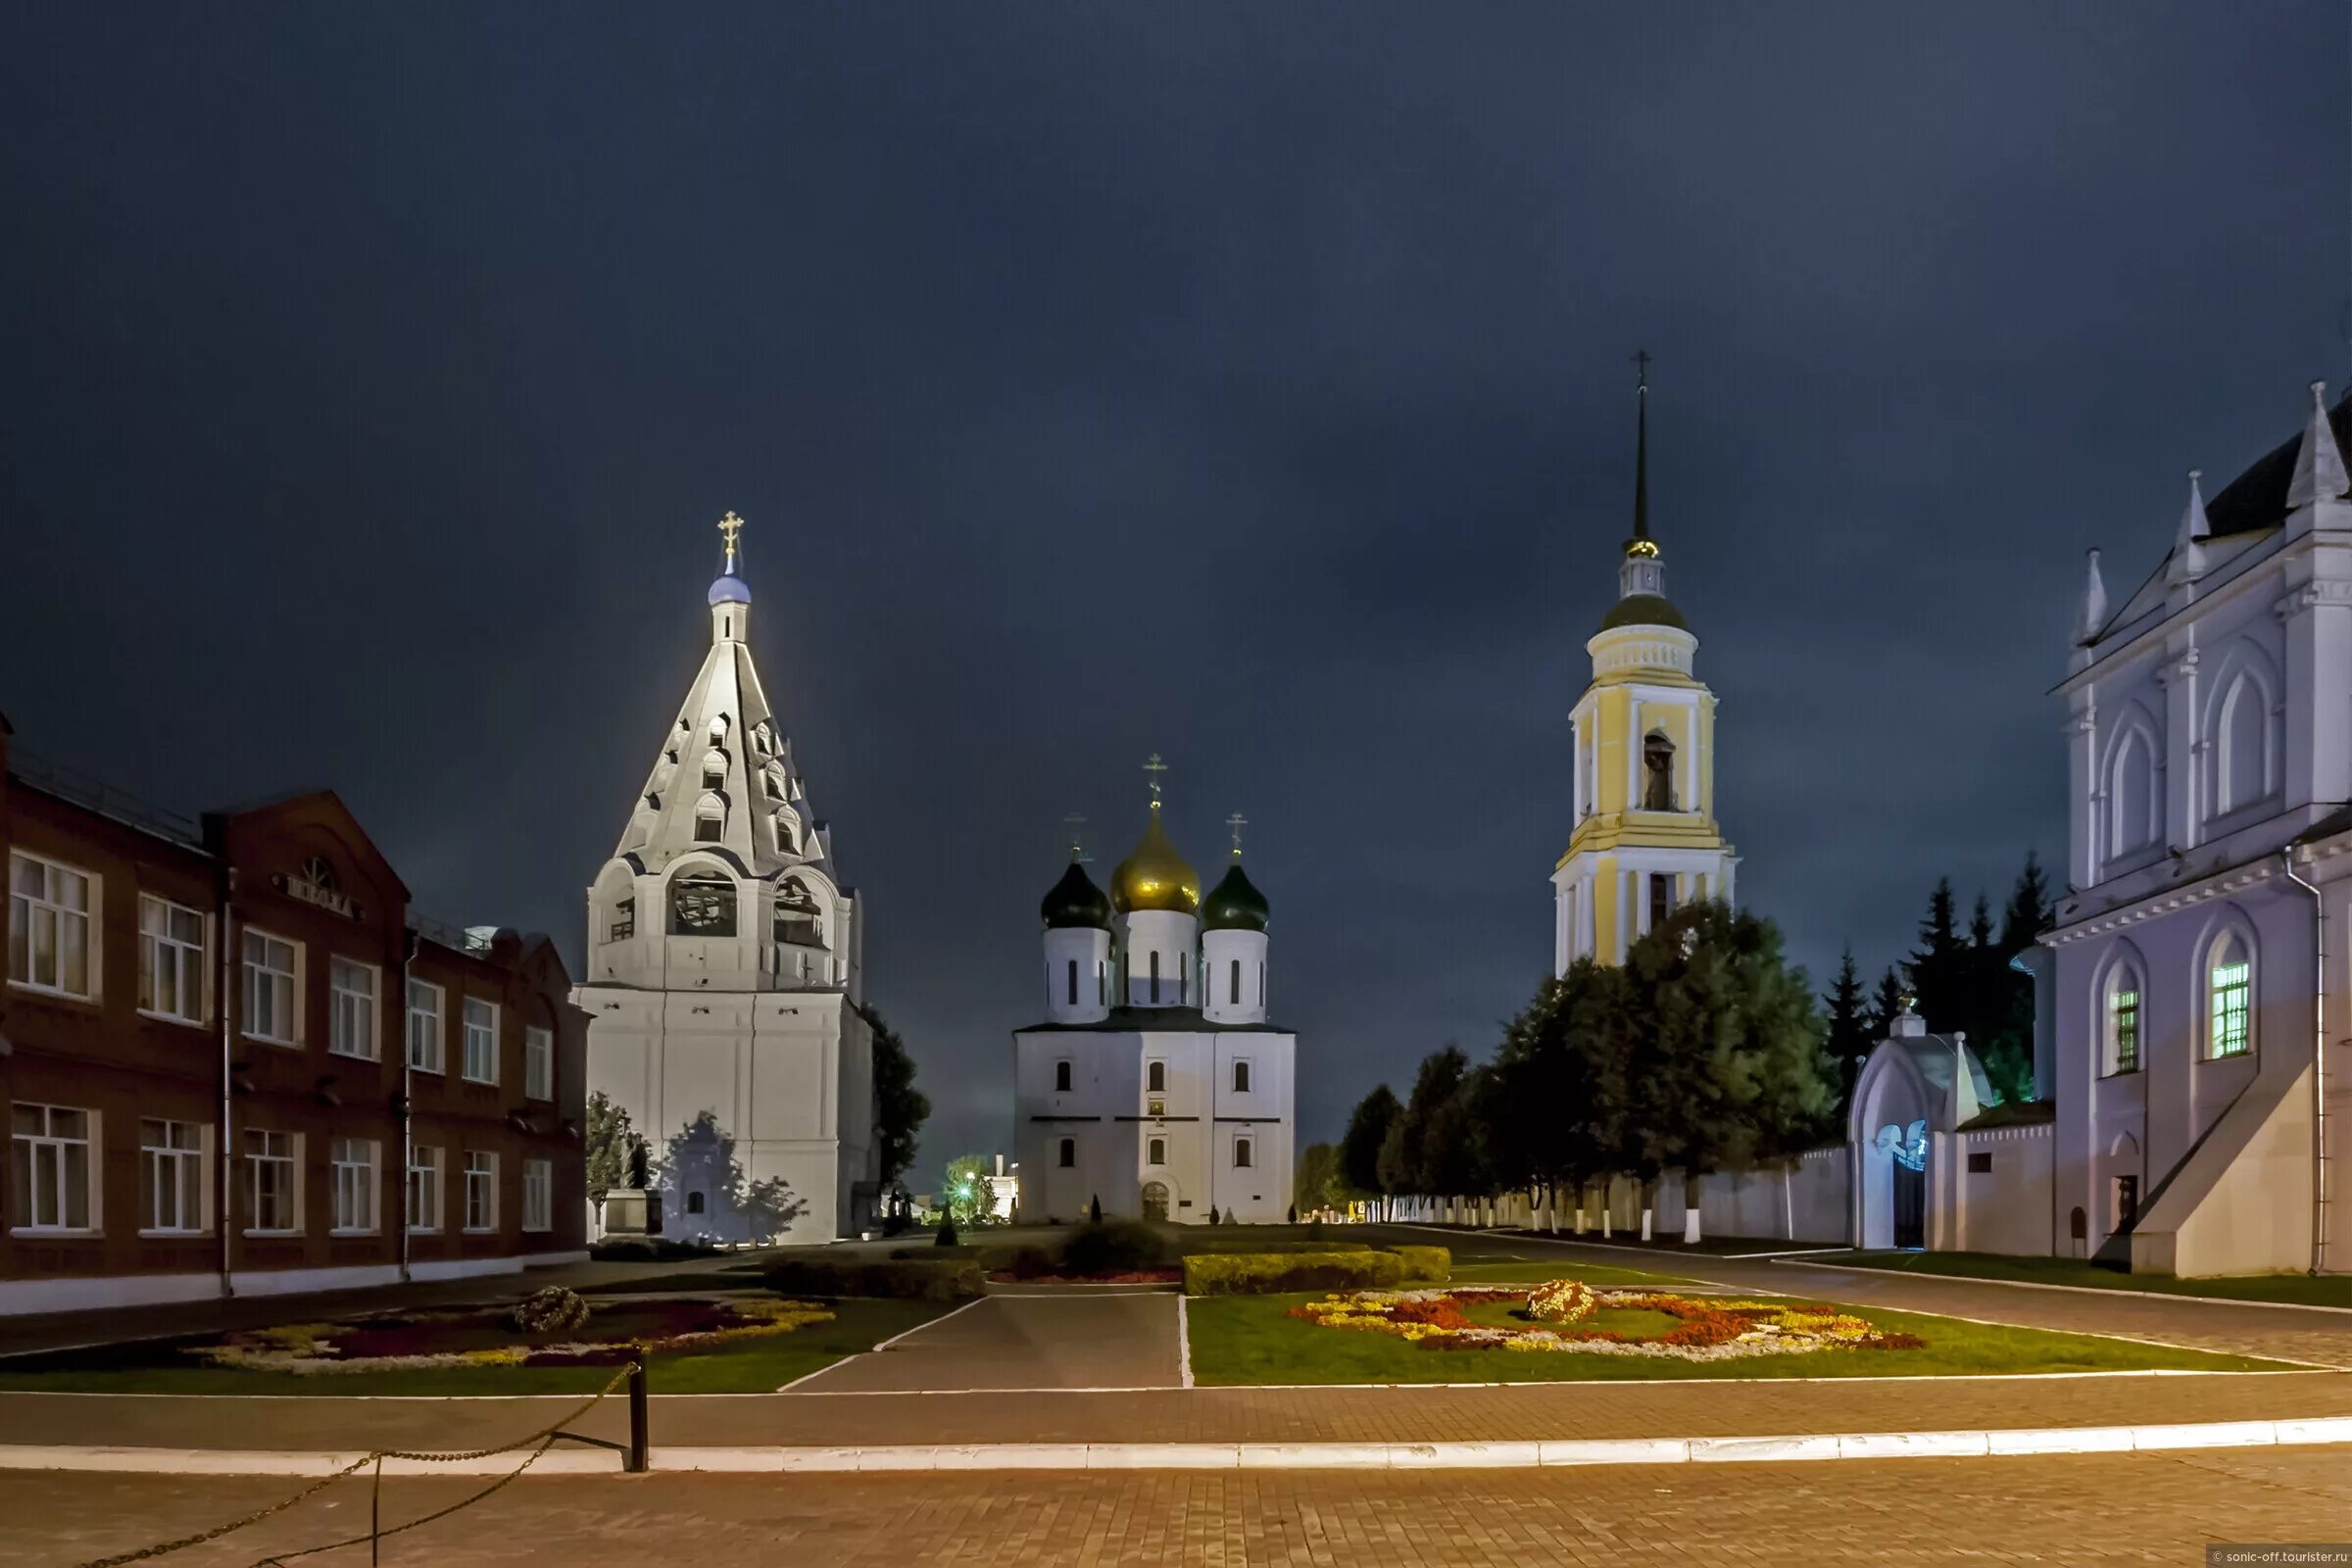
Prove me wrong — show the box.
[1143,753,1168,806]
[718,511,744,572]
[1226,812,1248,856]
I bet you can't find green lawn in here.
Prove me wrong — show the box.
[1816,1250,2352,1309]
[0,1297,949,1396]
[1185,1289,2288,1385]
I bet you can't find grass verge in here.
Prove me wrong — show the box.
[1812,1250,2352,1309]
[1184,1289,2288,1386]
[0,1297,950,1396]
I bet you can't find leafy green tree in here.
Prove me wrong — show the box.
[863,1007,931,1191]
[1294,1142,1341,1213]
[585,1090,633,1203]
[1490,963,1634,1210]
[1378,1046,1469,1195]
[940,1153,993,1227]
[1338,1085,1400,1195]
[1622,902,1836,1182]
[1822,946,1874,1111]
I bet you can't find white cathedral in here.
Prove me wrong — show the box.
[575,516,878,1244]
[1012,771,1297,1224]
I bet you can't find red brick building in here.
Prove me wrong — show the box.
[0,717,589,1314]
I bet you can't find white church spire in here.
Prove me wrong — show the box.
[2165,469,2209,589]
[2076,548,2108,645]
[2285,379,2349,511]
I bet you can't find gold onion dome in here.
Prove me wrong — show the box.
[1110,807,1200,914]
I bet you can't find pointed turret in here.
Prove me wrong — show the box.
[2166,470,2210,589]
[2285,380,2349,510]
[2076,549,2109,646]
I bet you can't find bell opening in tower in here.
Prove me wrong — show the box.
[1642,732,1676,811]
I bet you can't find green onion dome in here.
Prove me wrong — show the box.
[1040,858,1112,930]
[1110,807,1200,915]
[1200,858,1270,933]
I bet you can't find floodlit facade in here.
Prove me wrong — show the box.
[575,517,877,1245]
[1554,369,1738,970]
[1013,783,1296,1224]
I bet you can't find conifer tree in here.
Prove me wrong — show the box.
[1822,946,1874,1110]
[1338,1085,1401,1196]
[1866,965,1909,1039]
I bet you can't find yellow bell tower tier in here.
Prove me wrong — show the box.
[1553,361,1738,970]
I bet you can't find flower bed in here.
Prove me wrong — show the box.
[1285,1282,1926,1361]
[195,1296,834,1375]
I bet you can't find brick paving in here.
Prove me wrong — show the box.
[788,1290,1185,1392]
[8,1447,2348,1565]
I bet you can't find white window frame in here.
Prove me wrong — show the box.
[522,1157,553,1233]
[1233,1135,1254,1170]
[407,979,445,1073]
[138,895,208,1027]
[524,1025,554,1102]
[462,997,499,1084]
[139,1117,206,1235]
[464,1150,498,1233]
[1232,1058,1252,1095]
[243,1128,301,1236]
[407,1145,443,1234]
[9,851,96,1001]
[241,928,300,1047]
[1054,1058,1072,1093]
[328,956,379,1060]
[1147,1137,1166,1166]
[11,1102,97,1233]
[330,1137,378,1235]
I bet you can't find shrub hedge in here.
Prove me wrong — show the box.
[1382,1245,1451,1282]
[588,1236,723,1263]
[1181,1249,1405,1297]
[1063,1221,1163,1274]
[761,1258,986,1301]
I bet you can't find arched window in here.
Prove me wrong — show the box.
[1230,957,1241,1005]
[2106,718,2161,858]
[774,879,823,948]
[669,872,737,936]
[1065,958,1078,1006]
[763,764,787,802]
[2207,653,2279,821]
[1642,731,1676,811]
[2102,960,2142,1074]
[707,713,730,746]
[2206,930,2253,1058]
[1056,1137,1075,1168]
[1147,1059,1165,1093]
[702,750,728,791]
[1147,1138,1165,1166]
[1150,950,1161,1004]
[693,792,724,843]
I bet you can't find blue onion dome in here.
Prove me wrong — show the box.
[709,572,752,607]
[1041,858,1113,930]
[1201,858,1270,933]
[1110,808,1200,914]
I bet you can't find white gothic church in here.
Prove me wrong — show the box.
[575,517,878,1244]
[1012,772,1297,1224]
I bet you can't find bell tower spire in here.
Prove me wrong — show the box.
[709,510,752,643]
[1619,354,1668,604]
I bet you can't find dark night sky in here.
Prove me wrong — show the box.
[2,5,2345,1170]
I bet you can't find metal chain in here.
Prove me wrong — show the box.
[71,1364,634,1568]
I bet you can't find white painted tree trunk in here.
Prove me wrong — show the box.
[1684,1206,1701,1245]
[1641,1208,1653,1242]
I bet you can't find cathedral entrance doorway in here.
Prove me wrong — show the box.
[1141,1181,1170,1222]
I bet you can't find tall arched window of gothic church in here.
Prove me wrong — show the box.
[1642,731,1676,810]
[2103,712,2162,861]
[669,871,736,936]
[2098,951,2143,1075]
[2203,645,2281,821]
[2205,927,2255,1058]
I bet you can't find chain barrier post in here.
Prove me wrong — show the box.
[626,1345,650,1474]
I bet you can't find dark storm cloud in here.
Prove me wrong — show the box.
[2,3,2343,1160]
